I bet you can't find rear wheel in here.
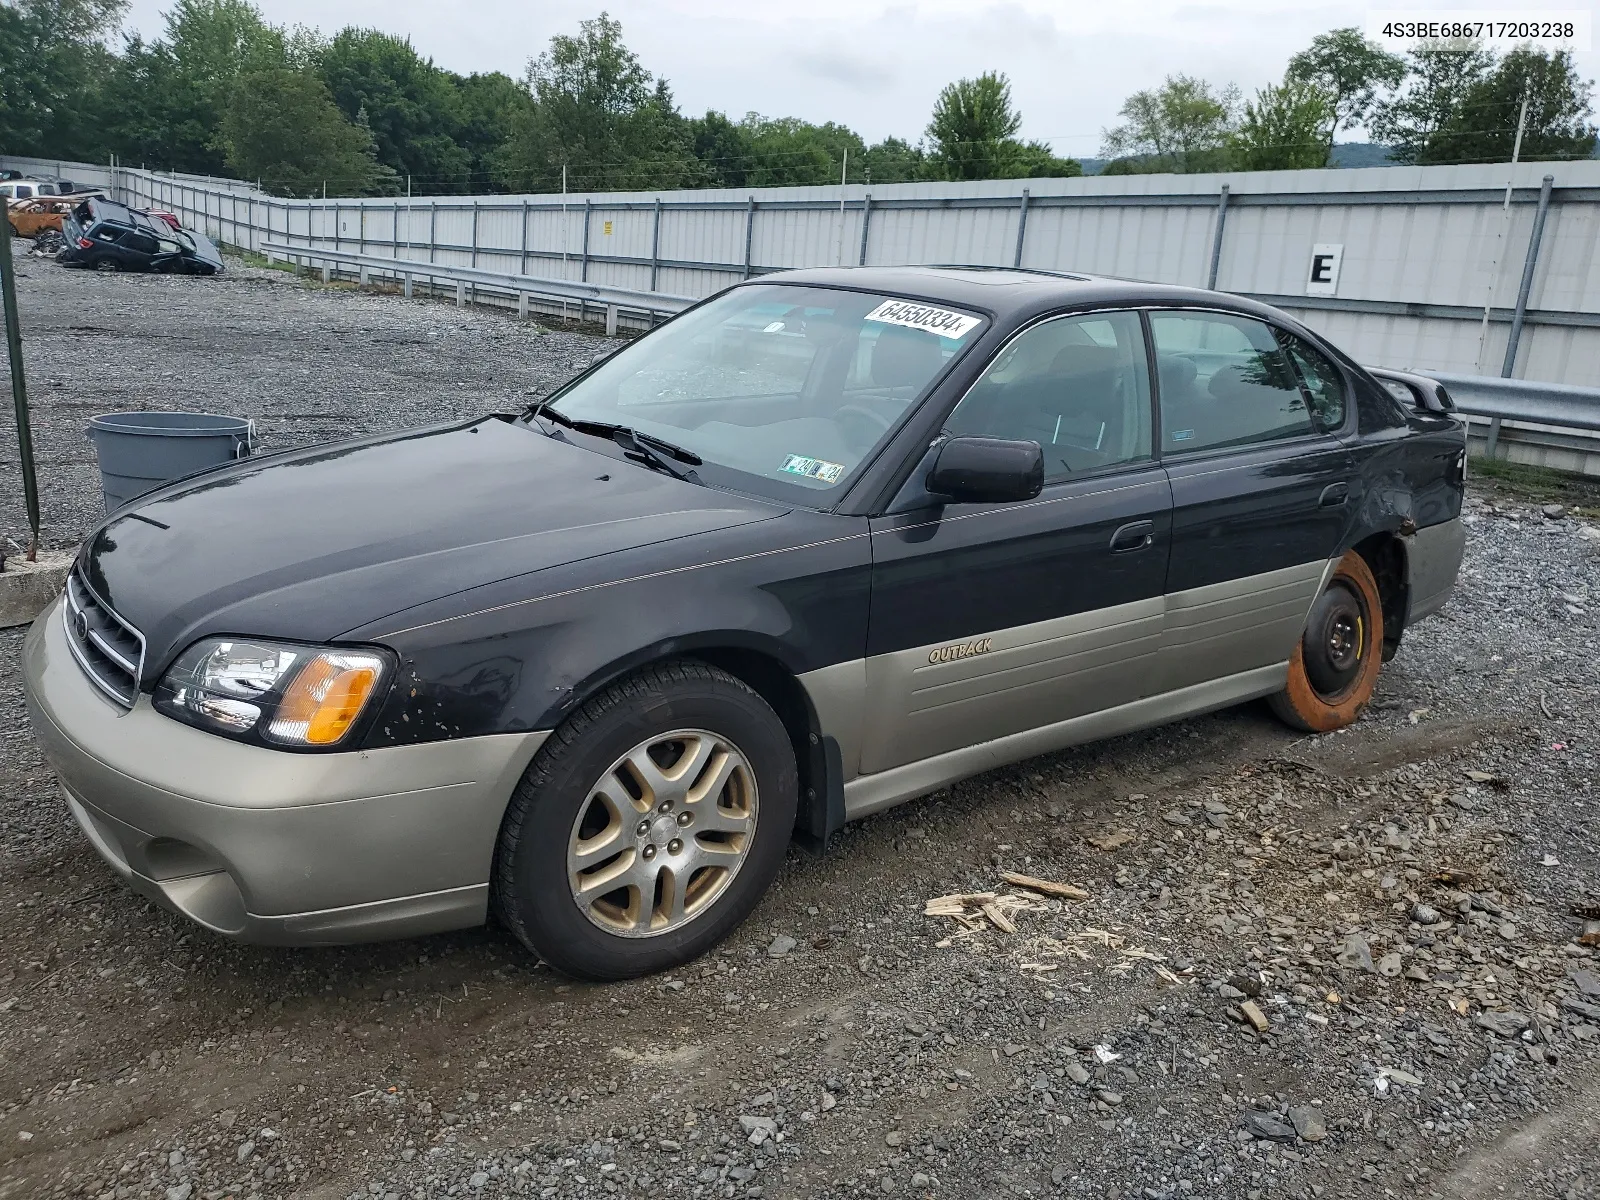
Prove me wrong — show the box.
[1269,550,1384,732]
[92,257,119,272]
[493,660,797,980]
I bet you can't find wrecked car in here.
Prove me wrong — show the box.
[23,266,1465,980]
[58,196,222,274]
[7,192,104,239]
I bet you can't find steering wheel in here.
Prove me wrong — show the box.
[833,403,894,447]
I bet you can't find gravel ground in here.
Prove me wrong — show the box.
[1,255,1599,1200]
[0,250,610,551]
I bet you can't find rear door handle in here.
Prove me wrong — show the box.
[1109,520,1155,552]
[1320,483,1349,507]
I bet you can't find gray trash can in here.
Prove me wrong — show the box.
[87,411,256,513]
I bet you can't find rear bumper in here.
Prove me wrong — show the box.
[22,596,547,945]
[1405,515,1466,625]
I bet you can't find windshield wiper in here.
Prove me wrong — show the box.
[529,404,702,482]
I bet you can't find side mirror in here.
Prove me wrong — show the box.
[927,437,1044,504]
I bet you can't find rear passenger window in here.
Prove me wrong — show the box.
[1281,335,1347,430]
[944,310,1153,484]
[1149,312,1313,453]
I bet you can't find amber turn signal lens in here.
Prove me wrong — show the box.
[266,652,384,746]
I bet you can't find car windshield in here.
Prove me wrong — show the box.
[536,284,985,503]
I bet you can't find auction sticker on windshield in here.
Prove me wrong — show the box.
[781,454,846,484]
[865,299,982,340]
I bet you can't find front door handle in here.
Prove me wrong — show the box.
[1109,520,1155,552]
[1320,483,1349,507]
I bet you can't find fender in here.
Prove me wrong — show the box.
[355,509,872,748]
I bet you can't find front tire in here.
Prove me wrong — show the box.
[493,660,798,980]
[1270,550,1384,732]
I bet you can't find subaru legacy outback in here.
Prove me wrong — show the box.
[23,267,1466,980]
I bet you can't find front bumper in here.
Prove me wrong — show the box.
[22,597,547,945]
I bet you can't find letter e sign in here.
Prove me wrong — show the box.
[1306,243,1343,296]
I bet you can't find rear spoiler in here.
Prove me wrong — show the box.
[1367,367,1456,416]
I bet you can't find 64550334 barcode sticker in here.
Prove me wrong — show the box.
[864,299,982,341]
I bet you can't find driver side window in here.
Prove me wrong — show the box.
[944,310,1153,484]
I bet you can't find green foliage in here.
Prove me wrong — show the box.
[856,136,928,184]
[1010,139,1082,179]
[1230,80,1332,170]
[923,72,1079,181]
[1101,75,1239,173]
[1285,27,1405,151]
[0,0,126,160]
[1370,42,1497,164]
[1428,49,1597,164]
[14,6,1590,198]
[453,72,532,191]
[925,72,1019,180]
[319,29,471,190]
[219,66,394,195]
[495,13,698,192]
[157,0,289,172]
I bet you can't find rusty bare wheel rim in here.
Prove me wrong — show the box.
[567,729,758,938]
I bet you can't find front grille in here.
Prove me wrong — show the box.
[63,570,145,708]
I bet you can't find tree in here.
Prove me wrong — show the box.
[1010,139,1083,178]
[1285,27,1406,155]
[0,0,126,160]
[857,136,928,184]
[495,14,698,193]
[319,29,471,191]
[926,72,1022,180]
[159,0,288,172]
[453,72,533,191]
[686,110,754,186]
[219,66,394,195]
[1370,42,1496,164]
[1428,48,1596,164]
[1229,80,1332,170]
[1101,75,1238,173]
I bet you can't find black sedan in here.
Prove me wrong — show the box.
[22,267,1466,980]
[58,196,224,274]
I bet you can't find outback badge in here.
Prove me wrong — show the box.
[928,637,993,665]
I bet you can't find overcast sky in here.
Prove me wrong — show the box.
[116,0,1599,156]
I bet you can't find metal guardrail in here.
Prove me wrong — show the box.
[259,242,696,333]
[1421,370,1600,433]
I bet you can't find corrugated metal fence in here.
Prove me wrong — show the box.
[9,154,1600,467]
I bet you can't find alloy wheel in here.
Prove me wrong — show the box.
[566,729,758,937]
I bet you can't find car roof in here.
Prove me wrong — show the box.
[747,264,1282,325]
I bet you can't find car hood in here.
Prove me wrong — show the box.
[184,228,224,269]
[82,416,786,674]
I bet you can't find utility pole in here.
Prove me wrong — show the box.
[836,148,849,265]
[0,219,40,560]
[1473,82,1532,375]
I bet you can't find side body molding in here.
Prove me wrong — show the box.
[801,559,1338,817]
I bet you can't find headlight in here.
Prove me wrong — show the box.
[154,638,391,748]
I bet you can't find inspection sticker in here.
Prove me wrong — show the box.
[864,299,981,341]
[781,454,846,484]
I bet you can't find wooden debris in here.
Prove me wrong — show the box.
[1570,902,1600,920]
[999,871,1090,901]
[924,892,996,917]
[1239,1000,1270,1032]
[980,902,1017,934]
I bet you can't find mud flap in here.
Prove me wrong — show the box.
[794,735,846,856]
